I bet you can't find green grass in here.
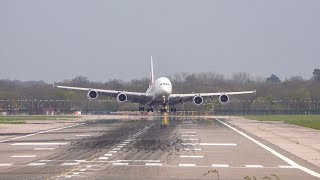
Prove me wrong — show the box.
[244,115,320,130]
[0,115,81,124]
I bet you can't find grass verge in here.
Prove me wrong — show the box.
[243,115,320,130]
[0,115,81,124]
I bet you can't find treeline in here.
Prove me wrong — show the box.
[0,69,320,112]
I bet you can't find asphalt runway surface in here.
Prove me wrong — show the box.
[0,116,319,180]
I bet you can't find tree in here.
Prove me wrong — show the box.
[313,69,320,81]
[266,74,281,83]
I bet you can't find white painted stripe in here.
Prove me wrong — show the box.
[0,123,83,143]
[181,132,196,134]
[119,144,126,146]
[11,155,36,158]
[279,165,297,169]
[73,172,80,175]
[182,135,197,137]
[76,135,91,137]
[79,169,86,172]
[112,163,129,166]
[113,148,121,151]
[216,118,320,179]
[245,165,263,168]
[0,164,12,167]
[117,146,124,148]
[86,165,92,168]
[99,157,109,160]
[182,139,198,141]
[185,148,202,151]
[39,160,53,162]
[11,143,67,146]
[104,154,113,157]
[212,164,229,167]
[61,163,80,166]
[34,148,56,150]
[180,155,204,158]
[28,163,46,166]
[109,151,117,153]
[182,143,236,146]
[116,160,160,163]
[75,160,87,162]
[179,164,196,167]
[145,163,163,166]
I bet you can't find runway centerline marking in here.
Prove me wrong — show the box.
[212,164,229,167]
[145,163,163,166]
[179,164,196,167]
[34,148,56,150]
[109,151,117,153]
[216,118,320,179]
[11,143,67,146]
[99,157,109,160]
[245,165,263,168]
[0,123,84,143]
[180,155,204,158]
[11,155,37,158]
[112,163,129,166]
[116,160,161,163]
[104,154,113,157]
[61,162,80,166]
[0,164,12,167]
[28,163,46,166]
[279,165,297,168]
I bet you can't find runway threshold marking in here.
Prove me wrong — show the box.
[99,157,109,160]
[0,123,84,143]
[182,143,237,146]
[28,163,46,166]
[182,135,197,137]
[11,143,67,146]
[116,160,161,163]
[216,118,320,179]
[182,138,198,141]
[145,163,163,166]
[181,132,196,134]
[212,164,229,167]
[0,164,12,167]
[61,162,80,166]
[104,154,113,156]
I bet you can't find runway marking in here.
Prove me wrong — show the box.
[113,148,121,151]
[33,148,56,150]
[75,160,87,162]
[61,162,80,166]
[182,135,197,137]
[11,155,37,158]
[116,160,161,163]
[212,164,229,167]
[79,169,86,172]
[179,164,196,167]
[216,118,320,179]
[145,163,163,166]
[28,163,46,166]
[112,162,129,166]
[182,143,237,146]
[86,165,92,168]
[99,157,109,160]
[182,138,198,141]
[180,155,204,158]
[104,154,113,156]
[39,160,54,162]
[185,148,202,151]
[0,164,12,167]
[76,135,91,137]
[109,151,117,153]
[117,146,124,148]
[11,143,67,146]
[245,165,263,168]
[181,132,196,134]
[119,144,126,146]
[279,165,297,168]
[0,123,84,143]
[73,172,80,175]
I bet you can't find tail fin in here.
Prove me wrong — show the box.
[150,56,155,87]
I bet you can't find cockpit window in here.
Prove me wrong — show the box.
[160,83,170,86]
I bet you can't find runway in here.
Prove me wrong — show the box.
[0,116,319,179]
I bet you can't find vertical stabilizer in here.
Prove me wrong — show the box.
[150,56,155,87]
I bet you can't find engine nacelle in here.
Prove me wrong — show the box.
[87,90,99,100]
[116,93,127,103]
[193,95,203,105]
[219,94,229,104]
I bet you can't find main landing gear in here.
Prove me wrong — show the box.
[170,107,177,112]
[139,106,153,112]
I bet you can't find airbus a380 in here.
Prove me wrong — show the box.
[54,57,256,112]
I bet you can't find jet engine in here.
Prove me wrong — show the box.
[116,93,127,103]
[193,95,203,105]
[219,94,229,104]
[87,90,99,100]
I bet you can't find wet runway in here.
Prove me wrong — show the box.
[0,116,319,179]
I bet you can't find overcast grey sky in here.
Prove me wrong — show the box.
[0,0,319,82]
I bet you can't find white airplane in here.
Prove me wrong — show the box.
[54,57,255,112]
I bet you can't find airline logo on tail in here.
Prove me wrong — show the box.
[150,56,155,87]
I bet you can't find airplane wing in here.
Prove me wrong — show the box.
[53,84,150,104]
[168,90,256,105]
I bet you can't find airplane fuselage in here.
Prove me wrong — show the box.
[146,77,172,106]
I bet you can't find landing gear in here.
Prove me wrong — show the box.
[160,106,167,113]
[138,106,145,112]
[147,107,153,112]
[170,107,177,112]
